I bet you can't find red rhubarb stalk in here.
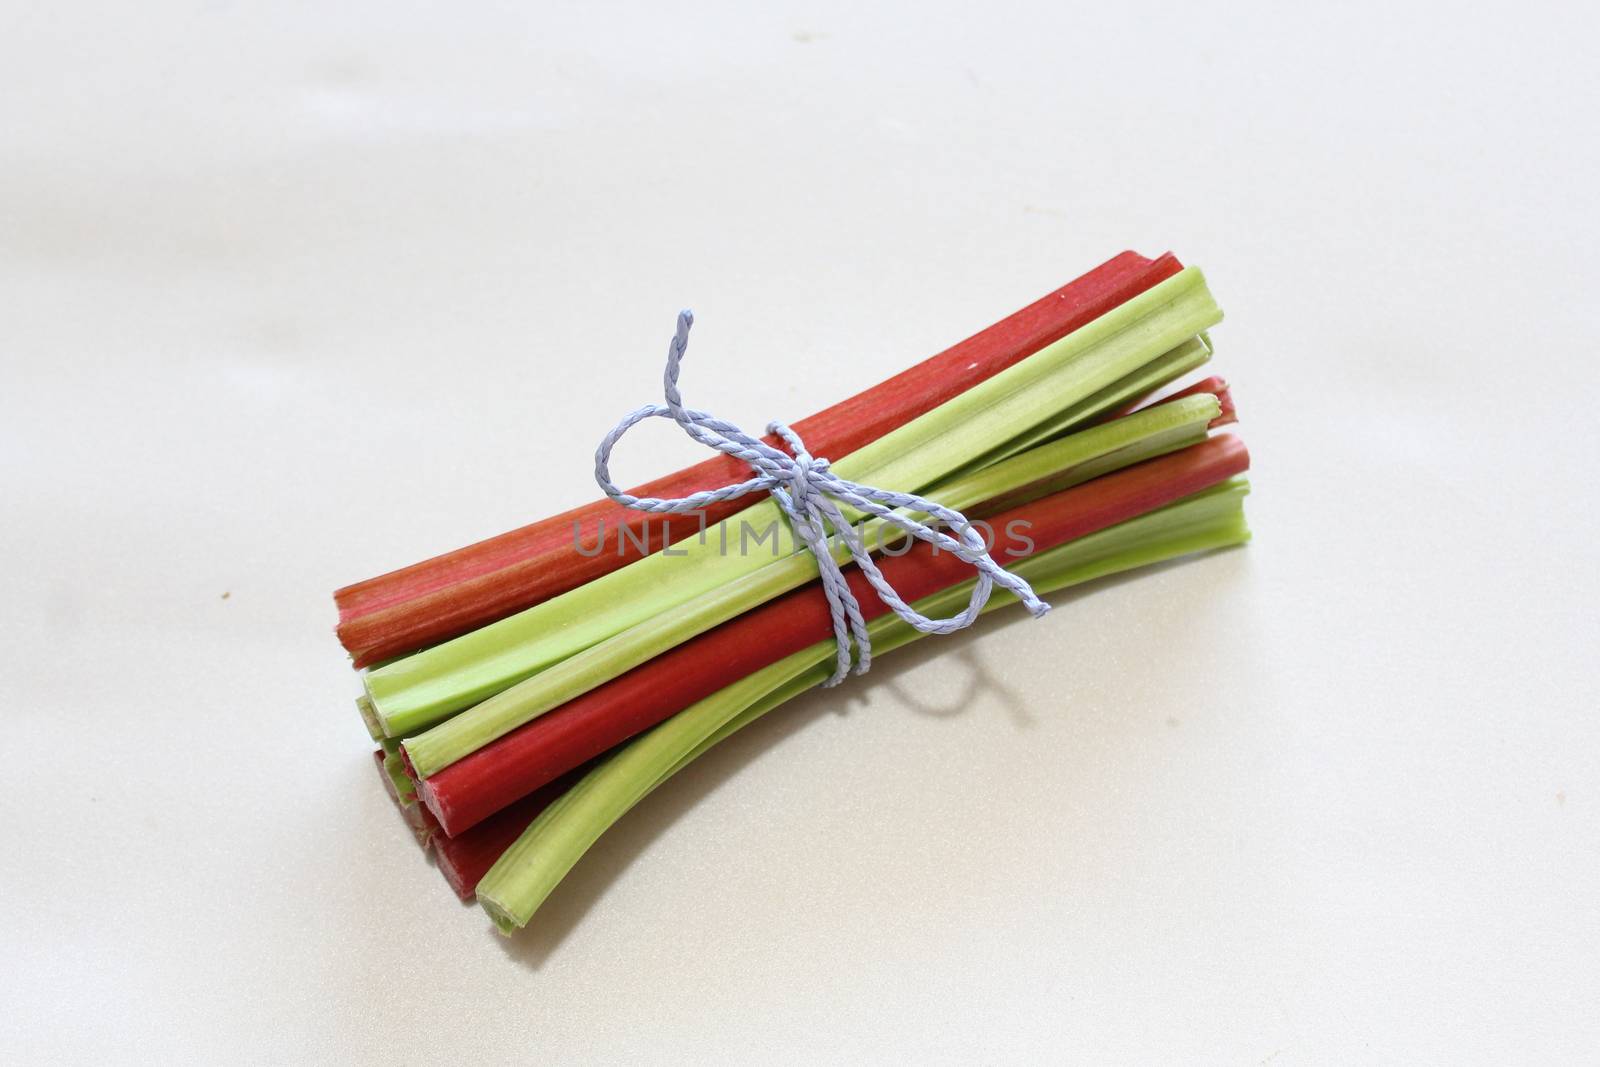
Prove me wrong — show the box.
[1120,374,1236,428]
[426,770,587,901]
[374,746,587,901]
[335,251,1185,666]
[416,434,1249,837]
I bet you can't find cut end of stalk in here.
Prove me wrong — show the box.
[413,768,449,830]
[383,751,418,807]
[479,891,523,935]
[372,749,431,847]
[356,695,384,742]
[1212,382,1237,427]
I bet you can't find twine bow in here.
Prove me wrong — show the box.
[594,311,1048,686]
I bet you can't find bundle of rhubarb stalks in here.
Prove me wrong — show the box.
[337,251,1251,934]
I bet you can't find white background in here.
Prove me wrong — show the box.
[3,2,1597,1062]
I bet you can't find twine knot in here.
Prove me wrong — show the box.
[594,310,1047,686]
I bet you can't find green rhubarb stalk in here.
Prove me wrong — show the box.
[920,391,1217,518]
[477,479,1251,932]
[950,334,1213,478]
[402,393,1223,776]
[366,268,1222,739]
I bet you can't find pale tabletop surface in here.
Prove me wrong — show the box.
[3,3,1596,1063]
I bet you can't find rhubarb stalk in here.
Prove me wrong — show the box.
[476,470,1252,932]
[373,267,1224,747]
[335,252,1184,666]
[417,396,1228,836]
